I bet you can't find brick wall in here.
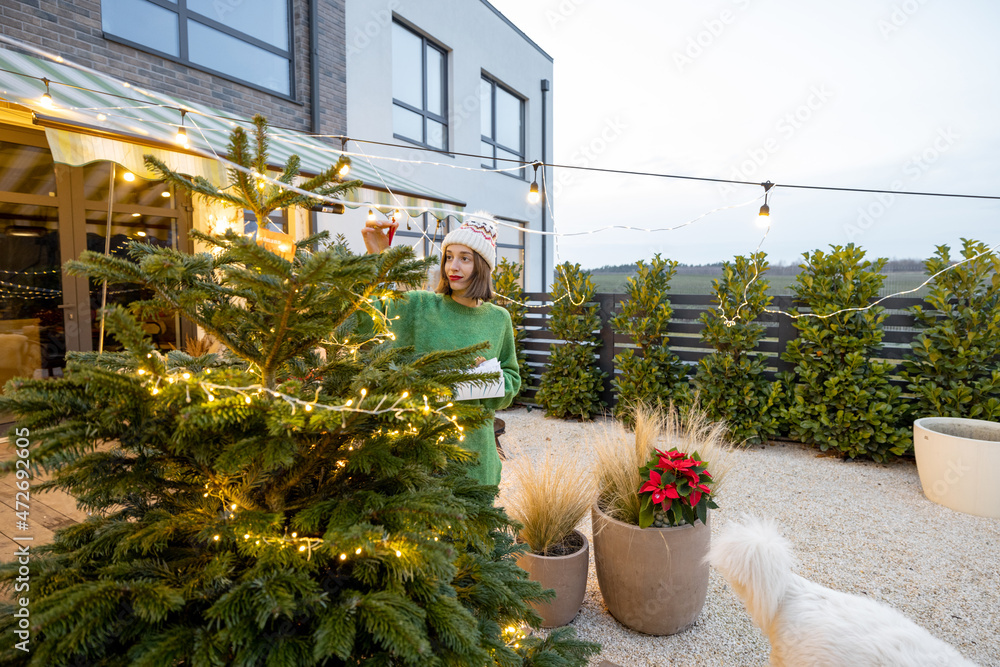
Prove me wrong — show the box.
[0,0,347,135]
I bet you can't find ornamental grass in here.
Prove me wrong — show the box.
[506,450,596,556]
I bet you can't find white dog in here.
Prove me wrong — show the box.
[708,518,978,667]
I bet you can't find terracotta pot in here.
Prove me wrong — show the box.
[591,502,709,635]
[913,417,1000,519]
[515,529,589,628]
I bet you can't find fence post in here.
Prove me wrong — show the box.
[596,293,618,408]
[772,294,797,376]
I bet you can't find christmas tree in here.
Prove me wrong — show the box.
[0,117,599,666]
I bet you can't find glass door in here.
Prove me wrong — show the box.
[0,133,74,397]
[1,126,191,427]
[73,162,187,353]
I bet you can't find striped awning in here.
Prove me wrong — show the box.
[0,45,464,221]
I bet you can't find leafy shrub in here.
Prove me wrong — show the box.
[900,239,1000,420]
[534,263,607,419]
[693,252,782,444]
[493,258,532,399]
[609,255,689,422]
[780,244,910,461]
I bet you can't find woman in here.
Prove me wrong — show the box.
[362,212,520,487]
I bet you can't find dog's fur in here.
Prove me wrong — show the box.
[708,518,978,667]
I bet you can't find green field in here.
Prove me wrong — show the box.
[590,272,932,297]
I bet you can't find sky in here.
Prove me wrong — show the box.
[486,0,1000,269]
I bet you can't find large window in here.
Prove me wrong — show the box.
[496,217,526,285]
[481,76,525,179]
[101,0,293,97]
[392,21,447,150]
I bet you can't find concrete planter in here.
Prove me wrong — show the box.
[913,417,1000,519]
[515,530,589,628]
[591,502,710,636]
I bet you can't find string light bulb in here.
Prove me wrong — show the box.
[122,171,135,182]
[175,109,188,146]
[39,78,54,109]
[527,162,541,204]
[338,138,351,177]
[758,181,774,227]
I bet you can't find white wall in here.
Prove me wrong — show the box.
[331,0,554,292]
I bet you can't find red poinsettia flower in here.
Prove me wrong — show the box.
[688,483,712,507]
[639,470,662,494]
[639,448,717,528]
[657,454,697,474]
[655,448,686,460]
[680,467,701,485]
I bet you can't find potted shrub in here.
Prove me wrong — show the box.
[591,404,731,635]
[507,451,595,628]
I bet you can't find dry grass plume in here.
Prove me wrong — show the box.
[506,451,595,556]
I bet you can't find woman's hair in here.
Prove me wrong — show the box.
[436,250,494,302]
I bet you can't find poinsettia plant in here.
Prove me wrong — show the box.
[638,448,717,528]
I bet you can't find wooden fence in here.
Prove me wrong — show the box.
[517,292,925,407]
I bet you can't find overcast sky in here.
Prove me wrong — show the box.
[487,0,1000,269]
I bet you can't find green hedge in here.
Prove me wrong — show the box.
[900,239,1000,420]
[493,258,531,400]
[610,254,689,422]
[502,240,998,461]
[779,244,910,461]
[534,263,607,420]
[693,252,782,445]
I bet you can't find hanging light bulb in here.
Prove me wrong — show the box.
[758,181,774,227]
[122,171,135,182]
[338,137,352,177]
[527,162,541,204]
[39,78,54,109]
[175,109,188,146]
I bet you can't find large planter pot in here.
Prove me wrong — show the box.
[591,502,710,635]
[913,417,1000,519]
[515,530,589,628]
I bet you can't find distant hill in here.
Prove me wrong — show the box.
[587,258,927,277]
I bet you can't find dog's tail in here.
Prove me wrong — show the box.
[708,517,796,631]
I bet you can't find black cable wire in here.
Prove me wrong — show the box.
[5,64,1000,202]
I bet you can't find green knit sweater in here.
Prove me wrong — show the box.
[386,291,521,486]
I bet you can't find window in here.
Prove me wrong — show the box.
[495,217,526,285]
[481,76,525,179]
[101,0,293,97]
[244,209,288,235]
[392,21,447,150]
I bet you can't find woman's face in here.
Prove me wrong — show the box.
[444,243,476,293]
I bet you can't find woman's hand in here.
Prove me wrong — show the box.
[361,219,399,254]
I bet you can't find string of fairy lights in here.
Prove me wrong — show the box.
[4,37,997,322]
[3,41,1000,356]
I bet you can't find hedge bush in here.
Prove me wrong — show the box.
[609,254,689,422]
[780,244,910,461]
[693,252,782,444]
[493,258,532,399]
[534,263,607,420]
[900,238,1000,420]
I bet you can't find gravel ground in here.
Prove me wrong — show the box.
[496,406,1000,667]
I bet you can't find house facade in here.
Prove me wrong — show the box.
[0,0,551,424]
[330,0,555,292]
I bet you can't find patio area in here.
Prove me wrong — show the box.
[496,406,999,667]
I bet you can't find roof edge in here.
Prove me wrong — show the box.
[478,1,554,63]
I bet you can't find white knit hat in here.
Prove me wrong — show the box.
[441,211,498,272]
